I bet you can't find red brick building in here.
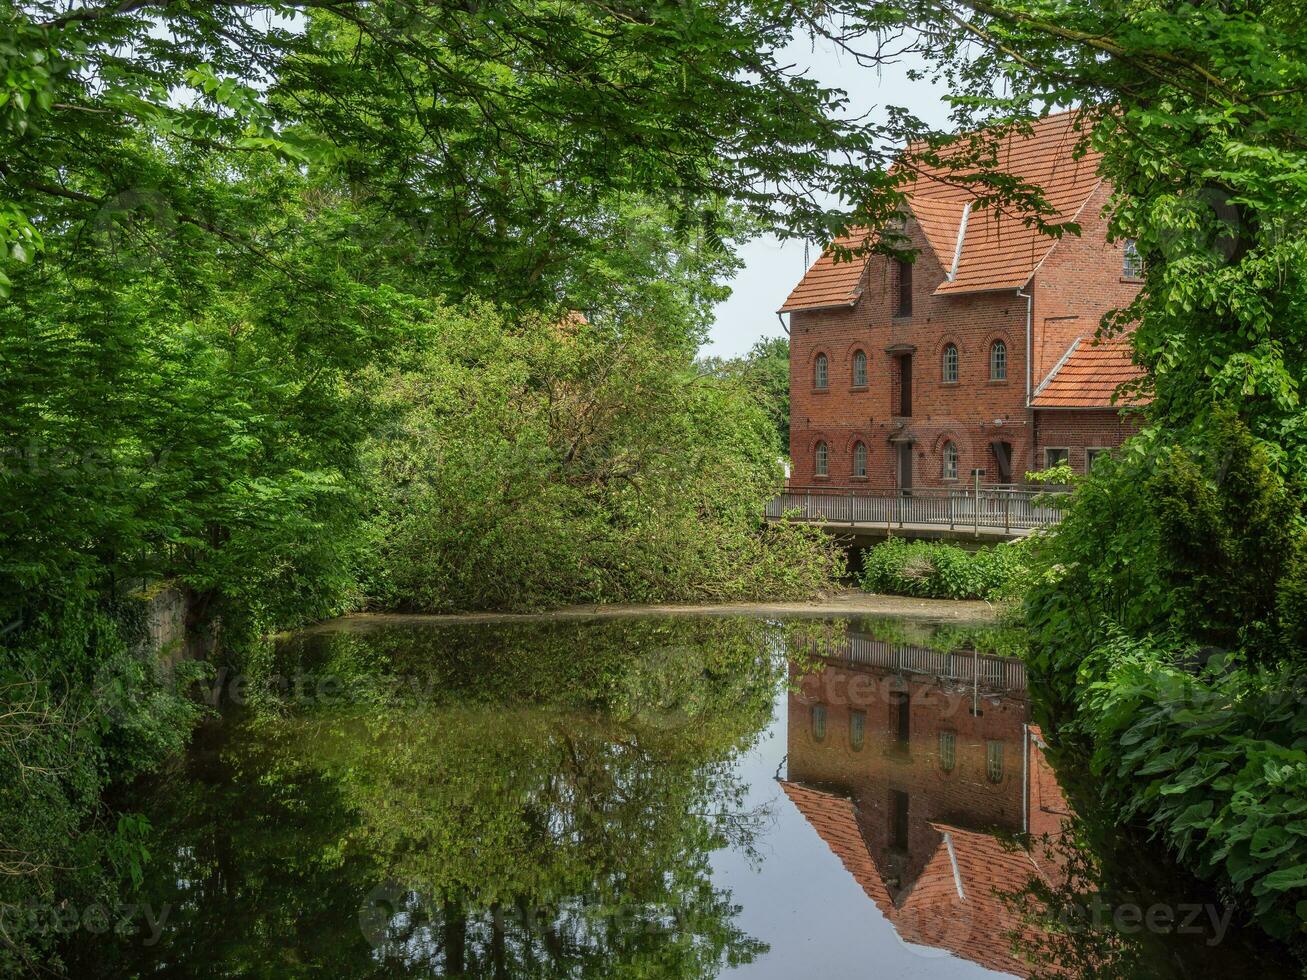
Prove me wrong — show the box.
[782,635,1073,975]
[780,112,1146,490]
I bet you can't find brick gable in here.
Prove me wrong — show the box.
[784,112,1145,488]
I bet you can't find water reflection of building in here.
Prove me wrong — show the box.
[781,629,1071,977]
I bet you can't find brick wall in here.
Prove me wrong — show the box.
[788,216,1035,490]
[1030,181,1142,385]
[1034,409,1143,474]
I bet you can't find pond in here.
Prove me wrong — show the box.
[67,614,1298,978]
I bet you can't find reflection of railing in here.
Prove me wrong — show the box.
[808,633,1027,691]
[765,487,1068,534]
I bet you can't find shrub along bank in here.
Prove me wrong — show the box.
[858,537,1030,602]
[359,305,840,612]
[1024,413,1307,947]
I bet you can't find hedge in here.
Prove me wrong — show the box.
[859,537,1030,602]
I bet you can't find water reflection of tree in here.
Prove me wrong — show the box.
[998,817,1293,980]
[342,706,768,975]
[74,617,788,977]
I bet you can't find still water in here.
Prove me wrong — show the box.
[72,615,1297,977]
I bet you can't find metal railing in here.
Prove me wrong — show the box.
[764,485,1068,534]
[806,633,1027,691]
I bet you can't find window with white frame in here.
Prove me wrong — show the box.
[989,339,1007,381]
[986,740,1004,783]
[939,731,956,772]
[942,441,958,480]
[814,353,828,389]
[850,710,866,751]
[853,442,867,478]
[852,350,868,387]
[811,704,827,742]
[1123,238,1144,278]
[815,441,829,477]
[942,343,959,383]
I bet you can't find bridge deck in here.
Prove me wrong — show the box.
[765,487,1067,542]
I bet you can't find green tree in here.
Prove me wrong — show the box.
[0,0,918,301]
[701,336,791,454]
[361,305,839,612]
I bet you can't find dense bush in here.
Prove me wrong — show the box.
[360,304,843,611]
[858,537,1030,602]
[1069,632,1307,941]
[1025,412,1307,943]
[0,598,207,974]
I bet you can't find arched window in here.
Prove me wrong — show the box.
[814,353,828,389]
[811,704,827,742]
[942,441,958,480]
[1123,238,1144,278]
[989,339,1007,381]
[852,350,868,387]
[852,442,867,478]
[814,441,829,477]
[986,740,1004,783]
[942,343,959,383]
[938,731,956,773]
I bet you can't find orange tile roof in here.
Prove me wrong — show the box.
[779,780,1070,978]
[896,823,1056,975]
[908,197,969,273]
[778,781,897,914]
[1030,336,1148,409]
[777,229,874,313]
[781,111,1105,309]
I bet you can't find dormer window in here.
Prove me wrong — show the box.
[894,259,913,317]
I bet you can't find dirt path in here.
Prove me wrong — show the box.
[301,589,1000,633]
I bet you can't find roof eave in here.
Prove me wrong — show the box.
[1030,401,1145,410]
[777,301,859,314]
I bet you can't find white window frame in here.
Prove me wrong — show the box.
[852,350,868,387]
[1123,238,1144,278]
[811,704,827,742]
[814,441,829,477]
[986,740,1004,784]
[852,442,867,478]
[990,339,1007,381]
[849,709,866,751]
[942,343,959,383]
[814,353,828,390]
[938,731,956,773]
[942,441,958,480]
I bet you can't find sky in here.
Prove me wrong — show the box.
[702,36,954,359]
